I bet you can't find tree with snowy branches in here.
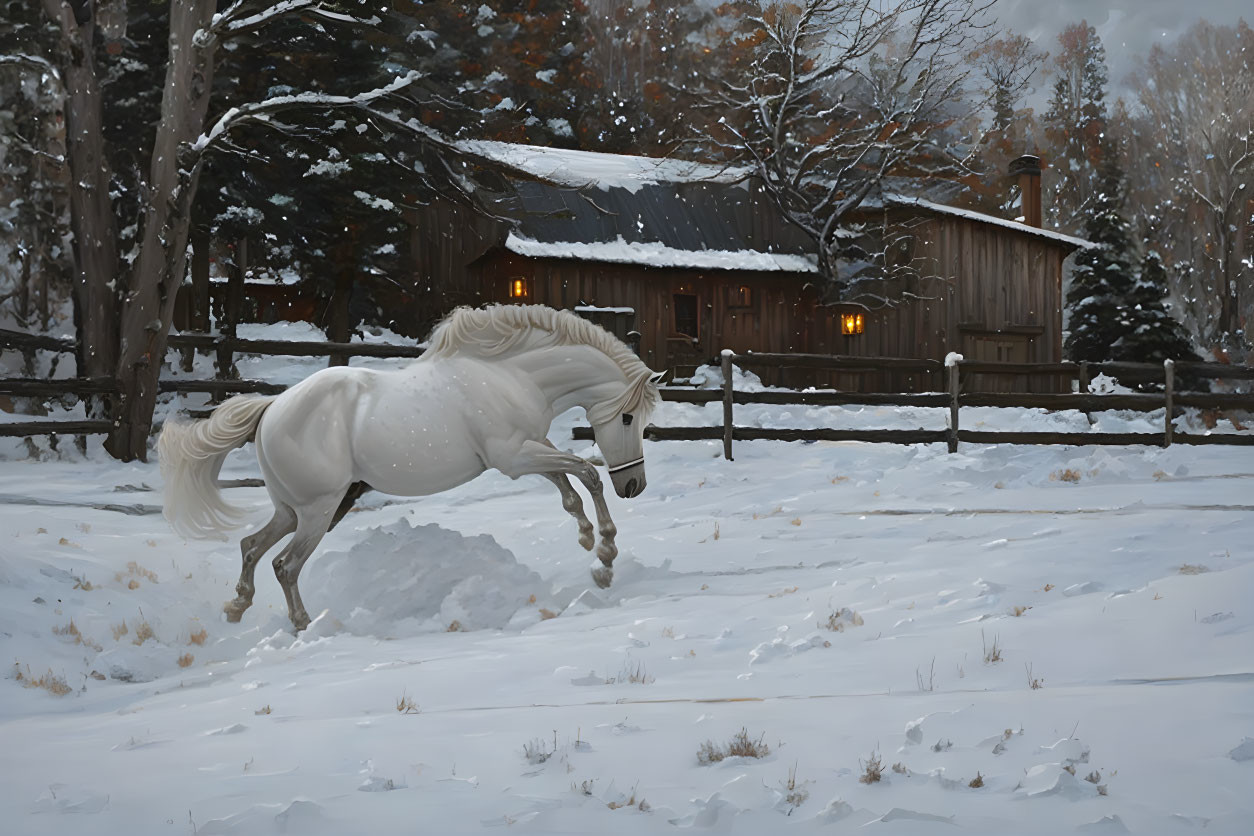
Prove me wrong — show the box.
[699,0,994,299]
[1040,22,1109,236]
[1,1,493,460]
[1063,145,1136,363]
[1113,242,1200,366]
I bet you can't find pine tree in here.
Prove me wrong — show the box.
[1041,22,1108,234]
[1113,245,1199,365]
[1064,146,1136,362]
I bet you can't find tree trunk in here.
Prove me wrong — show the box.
[106,0,218,461]
[42,0,120,387]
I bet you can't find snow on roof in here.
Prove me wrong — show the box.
[505,233,819,274]
[460,140,748,194]
[883,196,1094,250]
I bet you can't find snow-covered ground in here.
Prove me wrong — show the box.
[2,344,1253,834]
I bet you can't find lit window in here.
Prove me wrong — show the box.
[841,312,865,335]
[732,285,752,307]
[509,277,528,299]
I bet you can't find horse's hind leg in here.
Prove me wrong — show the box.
[224,503,296,622]
[543,473,594,551]
[271,498,338,631]
[329,481,372,532]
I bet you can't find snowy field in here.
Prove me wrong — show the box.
[2,340,1253,834]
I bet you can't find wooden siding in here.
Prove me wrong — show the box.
[397,196,1075,392]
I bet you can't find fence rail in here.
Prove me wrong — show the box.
[574,351,1254,457]
[4,332,1253,451]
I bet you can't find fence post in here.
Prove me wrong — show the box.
[947,360,960,454]
[1078,360,1089,393]
[1163,359,1175,448]
[721,349,734,461]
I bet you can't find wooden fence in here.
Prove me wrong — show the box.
[4,330,1254,453]
[0,328,423,438]
[570,350,1254,457]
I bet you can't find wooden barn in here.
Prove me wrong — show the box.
[398,143,1090,391]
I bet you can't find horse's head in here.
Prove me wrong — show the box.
[589,369,663,499]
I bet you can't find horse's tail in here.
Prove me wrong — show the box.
[158,394,278,540]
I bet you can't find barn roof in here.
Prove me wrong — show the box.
[460,141,1091,273]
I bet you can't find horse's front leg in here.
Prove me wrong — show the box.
[491,440,618,588]
[543,472,595,552]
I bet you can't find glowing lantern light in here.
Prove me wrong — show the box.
[841,312,865,335]
[509,277,528,299]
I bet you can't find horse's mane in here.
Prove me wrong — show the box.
[427,305,659,420]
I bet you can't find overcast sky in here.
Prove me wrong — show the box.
[994,0,1248,96]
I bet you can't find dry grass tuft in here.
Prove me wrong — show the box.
[132,619,155,646]
[1050,468,1082,483]
[1178,564,1209,575]
[59,537,81,549]
[982,630,1002,664]
[71,574,93,590]
[524,736,556,765]
[177,653,194,668]
[969,772,984,788]
[1043,583,1055,592]
[52,619,102,651]
[768,586,799,598]
[858,751,884,784]
[1084,770,1101,784]
[916,658,936,692]
[822,608,864,632]
[891,762,910,775]
[790,517,802,526]
[111,622,129,641]
[607,789,651,812]
[697,728,770,765]
[1010,605,1031,617]
[446,620,464,632]
[538,608,558,620]
[255,704,272,715]
[116,561,158,587]
[781,763,809,811]
[612,662,654,685]
[188,628,208,646]
[395,690,420,714]
[1026,663,1044,689]
[14,664,72,696]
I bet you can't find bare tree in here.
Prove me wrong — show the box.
[704,0,994,297]
[1127,20,1254,356]
[970,32,1046,132]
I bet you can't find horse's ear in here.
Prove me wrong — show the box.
[648,370,666,385]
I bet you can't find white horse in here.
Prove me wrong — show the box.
[158,305,661,631]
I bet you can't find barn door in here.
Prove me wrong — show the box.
[962,332,1031,392]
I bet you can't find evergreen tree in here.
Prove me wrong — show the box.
[1041,22,1108,235]
[1113,244,1199,365]
[1064,146,1136,362]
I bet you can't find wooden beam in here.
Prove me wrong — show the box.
[0,420,112,437]
[720,350,734,461]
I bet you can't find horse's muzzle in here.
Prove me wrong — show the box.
[608,459,646,499]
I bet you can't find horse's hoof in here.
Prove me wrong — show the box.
[578,533,595,551]
[291,612,311,633]
[591,565,613,589]
[223,601,246,622]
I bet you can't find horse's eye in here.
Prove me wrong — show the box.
[622,413,633,426]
